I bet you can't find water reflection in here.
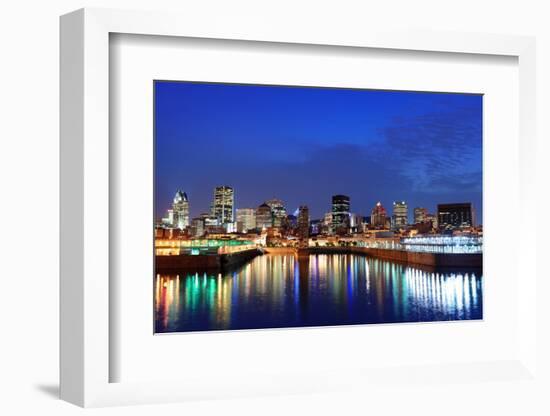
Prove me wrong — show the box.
[155,254,483,333]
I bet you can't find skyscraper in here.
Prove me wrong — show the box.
[212,186,234,225]
[371,202,388,228]
[331,194,350,234]
[256,203,272,229]
[172,190,189,230]
[236,208,256,233]
[297,205,310,240]
[392,201,408,229]
[413,207,428,224]
[437,203,474,230]
[265,198,287,228]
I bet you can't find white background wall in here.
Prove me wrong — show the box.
[1,1,548,415]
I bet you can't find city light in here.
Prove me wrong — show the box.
[153,81,483,333]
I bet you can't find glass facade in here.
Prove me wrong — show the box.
[437,203,474,230]
[331,194,350,234]
[172,190,189,230]
[212,186,234,225]
[392,201,408,229]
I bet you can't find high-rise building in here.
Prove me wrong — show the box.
[172,190,189,230]
[392,201,408,229]
[236,208,256,233]
[297,205,310,240]
[413,207,428,224]
[256,203,272,229]
[332,194,350,234]
[265,198,287,227]
[371,202,388,228]
[437,203,474,230]
[212,186,234,225]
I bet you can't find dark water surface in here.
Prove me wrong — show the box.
[154,254,483,333]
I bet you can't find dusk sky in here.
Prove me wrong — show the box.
[155,81,482,223]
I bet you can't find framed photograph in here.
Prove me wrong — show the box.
[60,8,538,407]
[153,80,484,334]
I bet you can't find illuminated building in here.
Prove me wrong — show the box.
[265,198,287,227]
[202,213,223,234]
[236,208,256,233]
[324,212,332,227]
[161,209,174,227]
[413,207,428,224]
[392,201,408,229]
[172,190,189,230]
[310,219,322,235]
[349,213,363,233]
[297,205,310,239]
[425,213,438,229]
[190,217,205,237]
[225,222,237,233]
[212,186,234,225]
[437,203,474,230]
[332,194,350,234]
[371,202,388,228]
[286,214,297,228]
[256,203,273,229]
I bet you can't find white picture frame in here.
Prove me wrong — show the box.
[60,7,538,407]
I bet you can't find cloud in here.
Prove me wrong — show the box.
[379,106,482,193]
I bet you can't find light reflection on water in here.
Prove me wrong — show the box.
[155,254,483,333]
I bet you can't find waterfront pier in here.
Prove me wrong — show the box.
[156,245,262,272]
[156,235,482,273]
[265,245,482,269]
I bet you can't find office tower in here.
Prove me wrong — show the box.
[256,203,273,229]
[236,208,256,233]
[413,207,428,224]
[265,198,287,227]
[371,202,388,228]
[332,194,350,234]
[392,201,408,229]
[212,186,234,225]
[172,190,189,230]
[297,205,310,240]
[437,203,474,230]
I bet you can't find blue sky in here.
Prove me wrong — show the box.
[155,81,482,223]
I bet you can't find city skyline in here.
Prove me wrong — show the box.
[155,81,482,222]
[154,81,483,333]
[158,185,476,226]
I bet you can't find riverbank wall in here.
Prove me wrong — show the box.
[156,248,262,273]
[266,246,482,269]
[348,247,482,268]
[263,247,298,254]
[156,246,482,272]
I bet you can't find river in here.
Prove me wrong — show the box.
[155,253,482,333]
